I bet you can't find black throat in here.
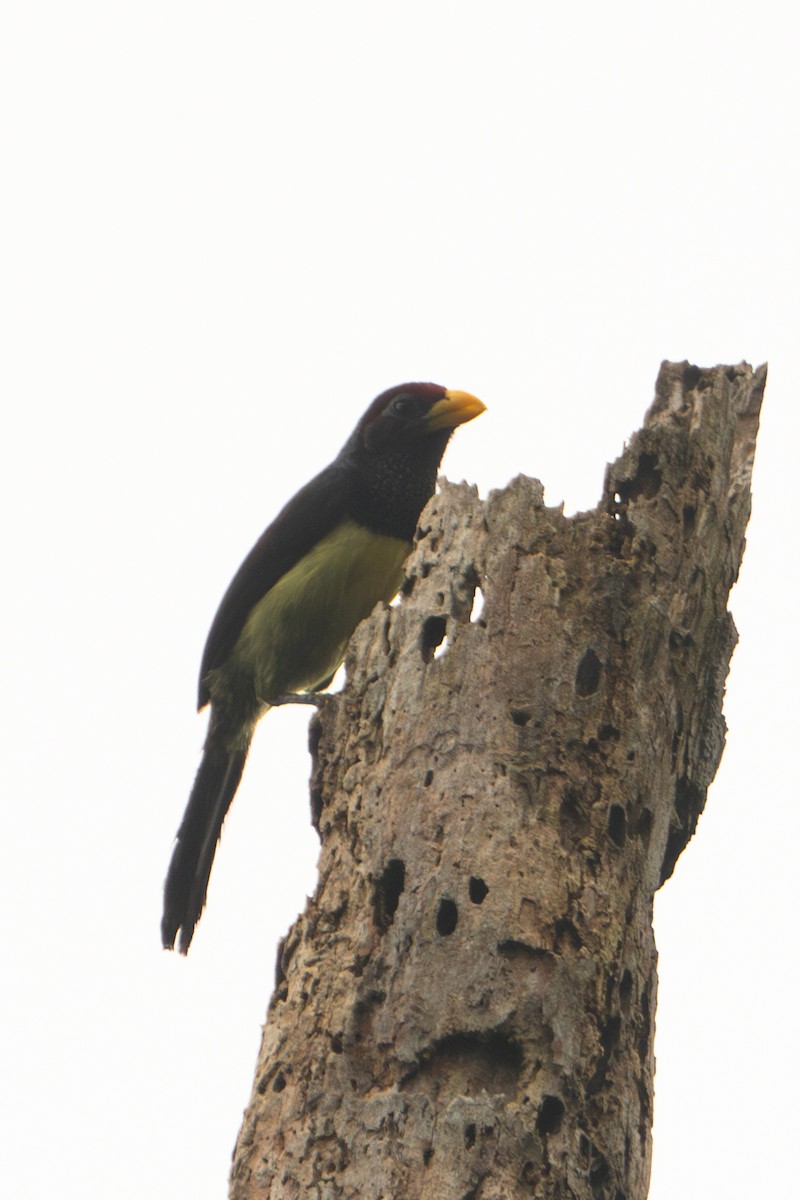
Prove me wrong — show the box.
[346,429,453,542]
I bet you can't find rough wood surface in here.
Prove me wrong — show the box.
[230,362,764,1200]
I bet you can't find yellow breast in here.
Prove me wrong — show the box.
[229,519,411,704]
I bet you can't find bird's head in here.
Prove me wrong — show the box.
[352,383,486,457]
[339,382,485,540]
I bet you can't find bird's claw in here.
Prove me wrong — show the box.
[273,692,326,708]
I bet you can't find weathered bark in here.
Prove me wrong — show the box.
[231,362,764,1200]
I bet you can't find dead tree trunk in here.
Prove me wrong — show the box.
[230,362,764,1200]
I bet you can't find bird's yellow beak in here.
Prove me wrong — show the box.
[425,389,487,433]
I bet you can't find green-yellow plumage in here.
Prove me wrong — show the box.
[210,521,409,720]
[162,382,485,952]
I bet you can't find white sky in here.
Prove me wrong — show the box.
[2,3,798,1197]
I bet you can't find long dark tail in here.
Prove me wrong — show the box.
[162,719,252,954]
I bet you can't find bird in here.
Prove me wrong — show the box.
[162,382,486,953]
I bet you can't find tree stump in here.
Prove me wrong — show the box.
[230,361,765,1200]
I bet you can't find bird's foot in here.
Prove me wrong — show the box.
[273,692,326,708]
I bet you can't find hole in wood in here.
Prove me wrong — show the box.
[636,808,652,846]
[554,917,584,952]
[469,585,486,624]
[536,1094,565,1136]
[619,969,633,1013]
[469,876,489,904]
[421,615,448,663]
[575,648,601,696]
[675,774,703,825]
[607,804,627,848]
[372,858,405,931]
[683,363,702,389]
[616,451,663,503]
[588,1015,622,1094]
[436,898,458,935]
[589,1149,612,1198]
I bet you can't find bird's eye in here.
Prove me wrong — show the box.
[391,394,414,417]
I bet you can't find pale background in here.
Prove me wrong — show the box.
[2,3,797,1197]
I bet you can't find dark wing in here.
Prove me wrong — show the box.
[197,461,352,709]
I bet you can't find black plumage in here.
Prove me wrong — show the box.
[162,382,485,953]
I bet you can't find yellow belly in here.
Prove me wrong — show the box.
[228,519,410,705]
